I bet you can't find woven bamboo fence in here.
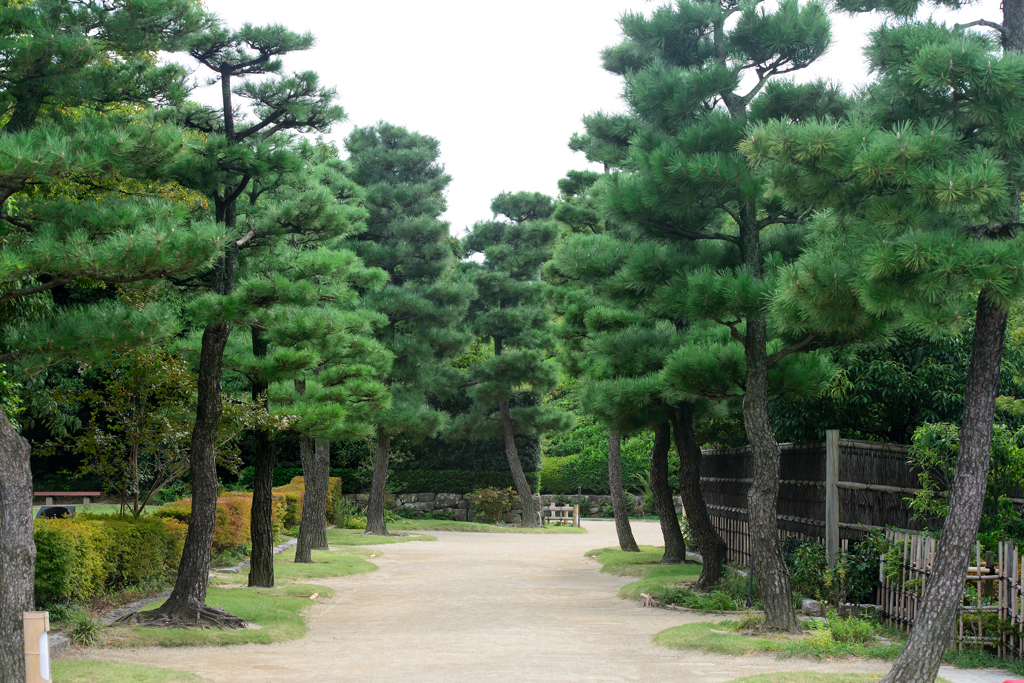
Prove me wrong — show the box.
[878,530,1023,659]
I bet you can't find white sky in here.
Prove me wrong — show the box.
[196,0,1004,236]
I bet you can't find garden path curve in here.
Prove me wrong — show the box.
[82,520,974,682]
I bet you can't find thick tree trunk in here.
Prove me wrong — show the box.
[608,430,640,552]
[365,425,391,536]
[649,421,687,564]
[882,299,1007,683]
[132,320,244,628]
[248,330,275,588]
[744,313,800,632]
[295,436,330,563]
[499,399,540,527]
[247,428,275,587]
[0,410,33,683]
[672,405,727,588]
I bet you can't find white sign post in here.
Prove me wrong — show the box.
[22,612,51,683]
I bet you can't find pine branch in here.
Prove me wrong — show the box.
[0,277,73,307]
[961,220,1024,236]
[954,19,1008,37]
[757,214,804,230]
[648,217,740,245]
[713,316,746,344]
[766,334,818,366]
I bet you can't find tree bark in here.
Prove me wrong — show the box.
[650,421,687,564]
[295,435,329,562]
[744,312,800,631]
[672,405,727,588]
[248,329,275,588]
[0,410,33,683]
[608,430,640,552]
[132,319,245,628]
[364,425,391,536]
[882,298,1008,683]
[499,398,540,527]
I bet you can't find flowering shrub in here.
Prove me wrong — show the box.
[467,487,520,524]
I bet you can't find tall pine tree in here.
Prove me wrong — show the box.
[457,192,572,528]
[0,0,223,676]
[343,122,474,536]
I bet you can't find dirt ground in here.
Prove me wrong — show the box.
[80,520,926,682]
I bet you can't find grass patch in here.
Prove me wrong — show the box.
[388,519,586,534]
[723,675,952,683]
[585,546,703,600]
[33,504,129,517]
[326,528,437,545]
[653,620,905,660]
[270,548,377,582]
[53,660,210,682]
[105,583,333,647]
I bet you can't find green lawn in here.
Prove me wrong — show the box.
[53,660,210,682]
[106,583,333,647]
[270,547,377,582]
[724,674,950,683]
[585,545,704,599]
[389,519,587,534]
[326,527,437,545]
[34,504,129,517]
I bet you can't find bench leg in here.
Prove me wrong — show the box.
[45,497,53,505]
[83,497,91,504]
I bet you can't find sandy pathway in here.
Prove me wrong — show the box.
[87,520,906,682]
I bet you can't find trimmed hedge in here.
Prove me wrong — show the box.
[385,469,540,494]
[271,476,344,527]
[539,432,674,494]
[33,516,186,606]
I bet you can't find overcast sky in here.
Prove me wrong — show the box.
[195,0,1004,236]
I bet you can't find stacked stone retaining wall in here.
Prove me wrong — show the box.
[342,492,683,524]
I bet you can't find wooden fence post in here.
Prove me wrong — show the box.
[826,429,839,567]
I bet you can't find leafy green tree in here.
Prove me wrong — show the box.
[343,122,474,535]
[0,0,223,676]
[134,20,345,623]
[742,2,1024,672]
[575,0,846,630]
[457,191,573,528]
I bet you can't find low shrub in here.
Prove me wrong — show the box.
[33,515,184,606]
[155,494,254,552]
[467,487,520,523]
[539,457,571,494]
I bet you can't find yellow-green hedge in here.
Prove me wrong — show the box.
[33,516,186,606]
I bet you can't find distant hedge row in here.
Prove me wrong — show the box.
[539,431,676,495]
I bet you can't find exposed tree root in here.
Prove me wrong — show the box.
[115,603,247,630]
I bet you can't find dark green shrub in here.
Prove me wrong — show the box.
[539,457,571,494]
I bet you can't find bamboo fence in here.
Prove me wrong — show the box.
[878,530,1023,659]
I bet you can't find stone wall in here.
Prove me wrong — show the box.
[342,492,683,523]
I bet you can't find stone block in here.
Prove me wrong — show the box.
[403,493,417,503]
[355,493,369,502]
[403,503,416,511]
[418,492,435,502]
[456,500,469,509]
[435,493,461,508]
[467,509,478,522]
[453,508,468,522]
[801,599,824,616]
[412,502,433,512]
[502,512,522,525]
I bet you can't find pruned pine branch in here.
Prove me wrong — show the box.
[961,220,1024,236]
[766,333,818,367]
[954,19,1008,37]
[758,215,804,230]
[713,316,746,345]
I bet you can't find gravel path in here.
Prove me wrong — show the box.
[80,520,1013,682]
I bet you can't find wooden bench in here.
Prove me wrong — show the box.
[33,491,101,505]
[542,504,580,527]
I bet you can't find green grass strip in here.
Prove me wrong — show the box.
[585,545,703,599]
[52,660,211,682]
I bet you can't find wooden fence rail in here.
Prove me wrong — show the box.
[878,530,1023,660]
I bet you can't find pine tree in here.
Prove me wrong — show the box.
[343,122,474,536]
[456,191,573,528]
[0,0,223,677]
[577,0,845,630]
[743,13,1024,676]
[136,21,345,625]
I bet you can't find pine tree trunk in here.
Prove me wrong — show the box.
[882,298,1007,683]
[649,422,687,564]
[671,405,727,588]
[608,430,639,552]
[248,329,275,588]
[135,320,244,628]
[248,427,275,587]
[365,425,391,536]
[499,399,540,527]
[744,313,800,632]
[295,436,329,563]
[0,410,33,683]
